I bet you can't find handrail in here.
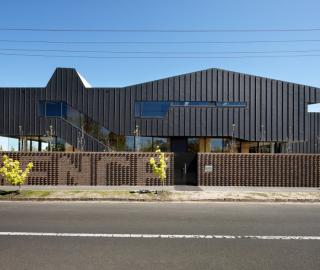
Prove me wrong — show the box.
[59,118,114,152]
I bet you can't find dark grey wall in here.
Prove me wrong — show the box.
[0,67,320,152]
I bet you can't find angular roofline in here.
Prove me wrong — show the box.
[123,67,320,90]
[1,66,319,90]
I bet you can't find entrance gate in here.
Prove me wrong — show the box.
[171,137,197,185]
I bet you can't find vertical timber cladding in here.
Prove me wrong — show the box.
[198,153,320,187]
[0,152,174,186]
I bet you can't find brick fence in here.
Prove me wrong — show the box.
[198,153,320,187]
[0,152,174,186]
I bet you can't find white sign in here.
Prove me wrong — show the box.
[204,165,213,173]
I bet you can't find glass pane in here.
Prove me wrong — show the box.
[210,139,223,152]
[222,138,240,153]
[39,140,49,151]
[8,137,19,151]
[187,138,200,153]
[137,137,153,151]
[99,126,110,146]
[139,102,169,118]
[125,136,135,151]
[31,141,39,152]
[216,101,246,108]
[46,102,62,117]
[153,137,170,152]
[66,105,81,127]
[171,101,214,107]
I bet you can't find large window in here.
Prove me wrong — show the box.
[38,100,112,149]
[137,137,153,151]
[216,101,246,108]
[135,101,247,118]
[135,102,170,118]
[153,137,170,152]
[171,101,214,106]
[204,138,240,153]
[38,101,67,117]
[188,138,200,153]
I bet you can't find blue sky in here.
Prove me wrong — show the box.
[0,0,320,89]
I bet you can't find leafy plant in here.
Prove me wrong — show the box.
[149,146,168,185]
[0,155,33,191]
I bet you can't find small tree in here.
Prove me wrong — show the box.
[0,155,33,192]
[149,146,168,186]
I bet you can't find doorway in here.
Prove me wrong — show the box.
[171,137,197,185]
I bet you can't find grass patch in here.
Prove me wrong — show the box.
[0,189,171,200]
[21,190,52,197]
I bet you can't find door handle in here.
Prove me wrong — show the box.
[184,163,187,174]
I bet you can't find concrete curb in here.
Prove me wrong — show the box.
[0,197,320,203]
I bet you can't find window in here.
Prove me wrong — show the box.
[216,101,247,108]
[38,100,112,149]
[135,102,170,118]
[137,137,153,151]
[135,101,247,118]
[153,137,170,152]
[210,139,223,152]
[308,103,320,113]
[46,102,63,117]
[187,138,200,153]
[38,101,67,117]
[171,101,214,106]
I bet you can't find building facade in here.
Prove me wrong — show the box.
[1,67,320,155]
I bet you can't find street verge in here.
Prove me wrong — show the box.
[0,189,319,202]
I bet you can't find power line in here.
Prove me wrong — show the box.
[1,48,320,55]
[1,27,320,32]
[1,39,320,45]
[1,52,320,59]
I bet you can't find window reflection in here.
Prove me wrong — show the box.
[153,137,170,152]
[38,101,171,152]
[135,102,170,118]
[204,138,240,153]
[187,138,200,153]
[137,137,153,152]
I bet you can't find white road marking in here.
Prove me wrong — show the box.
[0,232,319,240]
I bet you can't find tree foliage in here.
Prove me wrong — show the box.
[149,146,168,184]
[0,155,33,188]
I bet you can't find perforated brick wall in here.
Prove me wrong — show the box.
[0,152,174,186]
[198,153,320,187]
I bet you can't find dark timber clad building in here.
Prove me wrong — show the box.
[1,67,320,155]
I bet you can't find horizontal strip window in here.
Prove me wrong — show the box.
[216,101,247,108]
[135,101,247,118]
[307,103,320,113]
[171,101,216,106]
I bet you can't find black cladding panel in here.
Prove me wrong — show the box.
[0,67,320,153]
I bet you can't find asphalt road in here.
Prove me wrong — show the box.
[0,202,319,270]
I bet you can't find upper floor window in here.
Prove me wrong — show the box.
[135,101,170,118]
[171,101,214,106]
[38,101,67,117]
[216,101,247,108]
[135,101,247,118]
[307,103,320,113]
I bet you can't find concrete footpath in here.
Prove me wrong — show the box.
[0,185,319,202]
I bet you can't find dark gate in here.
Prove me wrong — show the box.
[174,152,197,185]
[171,137,197,185]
